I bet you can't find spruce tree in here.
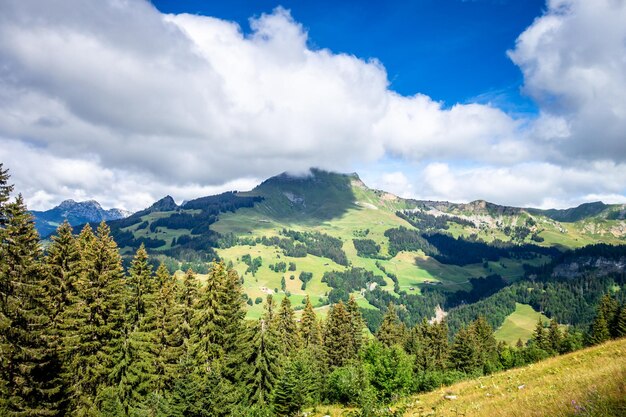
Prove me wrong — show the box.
[346,295,365,356]
[299,295,321,347]
[450,326,480,374]
[178,268,199,345]
[275,296,300,355]
[116,245,159,414]
[614,304,626,338]
[376,303,406,347]
[188,262,245,415]
[62,221,126,416]
[0,195,63,416]
[408,318,449,373]
[532,318,548,351]
[323,301,355,368]
[153,264,183,395]
[589,309,610,345]
[547,318,562,353]
[239,318,281,407]
[470,316,499,372]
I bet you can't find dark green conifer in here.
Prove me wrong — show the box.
[470,316,499,372]
[614,304,626,338]
[532,318,549,351]
[116,245,159,414]
[323,301,355,368]
[178,268,199,345]
[275,296,300,355]
[346,294,365,355]
[547,318,562,353]
[62,221,126,415]
[299,295,321,347]
[590,309,610,345]
[153,264,183,394]
[450,326,480,374]
[376,303,406,347]
[239,318,281,407]
[0,195,63,416]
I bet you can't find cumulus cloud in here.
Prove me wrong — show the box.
[509,0,626,161]
[0,0,624,210]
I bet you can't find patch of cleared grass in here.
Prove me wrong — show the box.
[494,303,551,345]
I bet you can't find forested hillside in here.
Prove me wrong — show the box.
[2,163,626,417]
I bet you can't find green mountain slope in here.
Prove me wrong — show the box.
[85,168,626,322]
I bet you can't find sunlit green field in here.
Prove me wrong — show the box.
[494,303,551,345]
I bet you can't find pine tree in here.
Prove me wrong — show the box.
[62,221,126,416]
[272,358,308,417]
[376,303,406,347]
[299,295,321,347]
[614,304,626,338]
[598,293,618,329]
[450,326,480,374]
[547,318,562,353]
[45,221,80,329]
[44,221,81,414]
[589,309,610,345]
[0,195,63,416]
[408,318,449,373]
[239,318,281,407]
[153,264,183,395]
[323,301,355,368]
[188,262,245,415]
[532,318,548,351]
[346,295,365,356]
[178,268,199,345]
[275,296,300,355]
[116,245,159,414]
[470,316,499,372]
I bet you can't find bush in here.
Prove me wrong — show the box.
[361,341,414,401]
[325,362,370,405]
[254,297,263,304]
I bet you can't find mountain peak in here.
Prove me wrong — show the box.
[149,195,178,211]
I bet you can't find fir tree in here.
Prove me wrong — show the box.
[589,309,610,345]
[116,245,159,414]
[153,264,183,395]
[239,318,281,407]
[188,262,245,415]
[407,318,449,373]
[62,221,126,416]
[450,326,480,374]
[614,304,626,338]
[532,318,549,351]
[299,295,321,347]
[346,295,365,356]
[470,316,499,372]
[547,318,562,353]
[0,195,63,416]
[275,296,300,356]
[178,268,199,345]
[323,301,355,368]
[376,303,406,347]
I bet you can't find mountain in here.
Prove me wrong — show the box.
[72,168,625,330]
[32,199,131,237]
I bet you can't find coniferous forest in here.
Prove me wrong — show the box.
[2,163,626,417]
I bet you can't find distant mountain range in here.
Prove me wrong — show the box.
[31,199,131,237]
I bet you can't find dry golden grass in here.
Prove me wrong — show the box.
[403,338,626,417]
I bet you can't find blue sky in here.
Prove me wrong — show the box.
[1,0,625,211]
[153,0,543,112]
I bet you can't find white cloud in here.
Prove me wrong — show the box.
[0,0,625,211]
[509,0,626,161]
[416,161,626,208]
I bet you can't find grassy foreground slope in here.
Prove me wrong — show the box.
[314,338,626,417]
[402,338,626,417]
